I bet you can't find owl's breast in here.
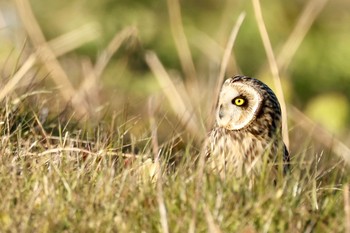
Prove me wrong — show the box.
[208,127,268,177]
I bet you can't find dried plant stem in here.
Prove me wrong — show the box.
[49,23,100,57]
[75,27,136,117]
[189,29,224,64]
[0,24,98,102]
[189,141,208,233]
[14,0,94,117]
[0,54,36,102]
[15,0,75,98]
[344,184,350,233]
[252,0,289,148]
[290,106,350,165]
[167,0,197,84]
[216,12,246,95]
[77,59,99,117]
[148,97,160,160]
[204,205,223,233]
[37,147,96,157]
[148,97,169,233]
[145,51,203,138]
[277,0,328,73]
[94,27,137,77]
[157,178,169,233]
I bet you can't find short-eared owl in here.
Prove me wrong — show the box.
[207,75,289,179]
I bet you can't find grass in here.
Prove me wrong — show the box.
[0,98,349,233]
[1,0,350,232]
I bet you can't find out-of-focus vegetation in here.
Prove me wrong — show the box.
[1,0,350,232]
[1,0,349,141]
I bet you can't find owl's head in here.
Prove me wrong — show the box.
[216,75,281,131]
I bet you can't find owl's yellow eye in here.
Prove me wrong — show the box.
[232,97,245,106]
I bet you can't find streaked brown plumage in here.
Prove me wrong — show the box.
[207,75,290,179]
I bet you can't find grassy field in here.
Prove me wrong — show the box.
[1,0,350,232]
[0,101,348,232]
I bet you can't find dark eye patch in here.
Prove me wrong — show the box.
[231,96,248,107]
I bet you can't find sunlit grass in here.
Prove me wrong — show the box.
[0,99,348,232]
[0,0,350,232]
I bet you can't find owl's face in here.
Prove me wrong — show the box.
[216,78,263,130]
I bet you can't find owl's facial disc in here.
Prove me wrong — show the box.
[216,82,262,130]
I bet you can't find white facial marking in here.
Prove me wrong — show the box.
[216,82,262,130]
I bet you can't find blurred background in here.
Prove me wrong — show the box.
[0,0,349,153]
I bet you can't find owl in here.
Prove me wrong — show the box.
[206,75,290,180]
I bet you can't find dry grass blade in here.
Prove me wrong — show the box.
[210,12,246,126]
[37,147,96,157]
[148,97,160,157]
[157,178,169,233]
[290,106,350,165]
[167,0,197,84]
[75,59,99,117]
[188,141,209,233]
[148,98,169,233]
[190,29,223,64]
[344,184,350,233]
[216,12,246,94]
[252,0,289,148]
[14,0,91,117]
[145,51,203,138]
[204,206,223,233]
[277,0,329,73]
[0,54,36,102]
[15,0,75,99]
[94,27,137,77]
[81,25,137,113]
[0,23,99,103]
[49,23,100,57]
